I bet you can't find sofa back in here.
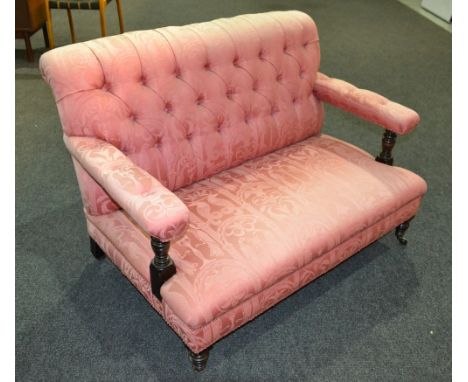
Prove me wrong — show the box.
[40,10,323,191]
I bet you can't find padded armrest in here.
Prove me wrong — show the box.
[313,72,420,135]
[64,135,189,242]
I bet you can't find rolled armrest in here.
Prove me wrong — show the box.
[64,135,189,242]
[314,72,420,135]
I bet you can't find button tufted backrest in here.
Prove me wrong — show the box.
[40,10,323,191]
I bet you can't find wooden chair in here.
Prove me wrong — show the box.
[45,0,124,48]
[15,0,51,62]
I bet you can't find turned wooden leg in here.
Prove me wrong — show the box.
[66,7,77,43]
[44,1,55,49]
[24,33,34,62]
[90,237,105,259]
[188,348,210,372]
[99,0,107,37]
[115,0,124,33]
[395,218,413,245]
[149,237,176,300]
[376,129,397,166]
[42,24,50,48]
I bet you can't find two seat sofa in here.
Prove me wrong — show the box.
[40,10,427,371]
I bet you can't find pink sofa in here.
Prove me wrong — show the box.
[40,10,427,371]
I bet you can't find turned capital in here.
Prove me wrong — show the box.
[149,237,176,300]
[151,237,172,270]
[376,129,397,166]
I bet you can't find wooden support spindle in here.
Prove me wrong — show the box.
[376,129,397,166]
[149,237,176,300]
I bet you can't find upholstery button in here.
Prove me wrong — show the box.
[204,62,211,70]
[276,73,282,82]
[233,56,239,66]
[155,137,162,148]
[252,81,258,91]
[186,132,193,140]
[129,113,136,121]
[258,50,264,59]
[196,95,204,105]
[174,67,181,77]
[102,82,110,91]
[299,70,305,78]
[283,45,288,52]
[164,102,172,113]
[271,106,279,115]
[303,41,308,47]
[140,75,146,84]
[292,97,297,104]
[216,117,224,132]
[226,87,234,99]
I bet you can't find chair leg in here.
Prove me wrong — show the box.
[90,237,105,259]
[99,0,107,37]
[188,348,210,372]
[24,33,34,62]
[44,1,55,49]
[42,24,50,48]
[395,218,413,245]
[66,7,77,43]
[115,0,124,33]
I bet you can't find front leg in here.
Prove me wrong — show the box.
[149,237,176,300]
[188,347,211,371]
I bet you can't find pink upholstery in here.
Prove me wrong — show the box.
[40,11,427,357]
[71,158,119,216]
[65,135,189,241]
[314,73,420,135]
[40,10,323,198]
[88,195,422,353]
[86,134,426,330]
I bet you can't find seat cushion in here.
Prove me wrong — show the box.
[88,134,426,330]
[87,196,422,354]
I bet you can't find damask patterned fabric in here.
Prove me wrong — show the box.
[39,11,427,355]
[314,73,420,135]
[87,134,426,331]
[40,10,323,193]
[71,158,119,216]
[87,189,423,353]
[65,135,189,241]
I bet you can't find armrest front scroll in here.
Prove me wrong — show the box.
[64,135,189,242]
[313,72,420,135]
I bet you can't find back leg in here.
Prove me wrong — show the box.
[395,218,413,245]
[90,237,105,259]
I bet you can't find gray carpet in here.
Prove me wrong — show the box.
[16,0,451,380]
